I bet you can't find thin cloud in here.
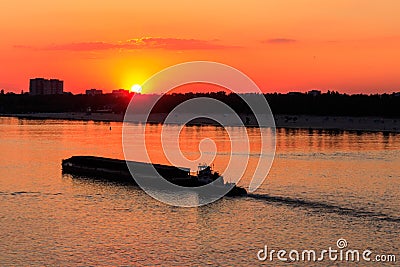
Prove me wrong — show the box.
[262,38,297,44]
[45,42,118,51]
[13,45,34,49]
[14,37,240,51]
[128,37,239,50]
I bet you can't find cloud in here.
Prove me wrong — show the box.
[15,37,239,51]
[129,37,238,50]
[13,45,34,49]
[262,38,297,44]
[44,42,118,51]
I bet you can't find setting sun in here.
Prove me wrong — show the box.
[130,84,142,93]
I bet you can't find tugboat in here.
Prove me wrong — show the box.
[196,164,223,185]
[196,164,247,196]
[62,156,247,197]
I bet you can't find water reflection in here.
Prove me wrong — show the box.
[0,117,399,266]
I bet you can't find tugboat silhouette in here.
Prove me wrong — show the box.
[62,156,247,197]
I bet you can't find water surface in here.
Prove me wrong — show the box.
[0,117,399,266]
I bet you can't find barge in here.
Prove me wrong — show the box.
[62,156,247,196]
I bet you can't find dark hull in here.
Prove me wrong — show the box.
[62,156,247,196]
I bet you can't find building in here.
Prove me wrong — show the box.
[29,78,63,95]
[86,89,103,96]
[288,91,303,96]
[112,89,129,97]
[307,90,321,96]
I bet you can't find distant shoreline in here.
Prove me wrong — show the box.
[1,112,399,133]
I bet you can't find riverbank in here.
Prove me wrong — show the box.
[1,112,399,133]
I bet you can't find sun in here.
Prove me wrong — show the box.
[130,84,142,93]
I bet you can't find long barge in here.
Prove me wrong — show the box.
[62,156,247,196]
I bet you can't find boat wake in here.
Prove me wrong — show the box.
[246,193,400,223]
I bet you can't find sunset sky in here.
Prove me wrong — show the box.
[1,0,400,94]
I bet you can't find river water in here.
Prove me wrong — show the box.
[0,117,399,266]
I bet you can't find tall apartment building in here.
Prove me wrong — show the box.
[29,78,63,95]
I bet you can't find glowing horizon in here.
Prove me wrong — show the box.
[1,1,400,94]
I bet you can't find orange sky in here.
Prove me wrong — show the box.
[1,0,400,94]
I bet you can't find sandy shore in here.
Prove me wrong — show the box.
[1,112,399,133]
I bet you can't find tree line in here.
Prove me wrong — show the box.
[0,91,399,117]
